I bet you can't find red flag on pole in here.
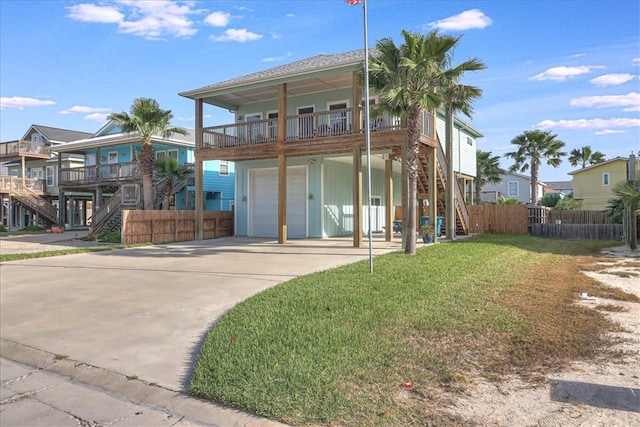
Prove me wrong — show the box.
[346,0,362,5]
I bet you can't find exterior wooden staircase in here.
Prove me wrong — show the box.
[416,140,469,236]
[90,188,123,235]
[11,181,59,227]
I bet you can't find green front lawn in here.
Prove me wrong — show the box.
[191,235,629,426]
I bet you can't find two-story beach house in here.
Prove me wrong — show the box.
[54,121,235,233]
[480,171,547,204]
[0,125,91,230]
[179,50,482,246]
[569,155,640,210]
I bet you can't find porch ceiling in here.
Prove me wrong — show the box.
[199,71,354,110]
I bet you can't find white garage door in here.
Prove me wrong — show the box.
[250,166,307,238]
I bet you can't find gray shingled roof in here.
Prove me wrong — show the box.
[181,49,367,95]
[30,125,93,142]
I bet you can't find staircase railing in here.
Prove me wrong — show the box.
[90,188,122,234]
[435,141,469,234]
[12,180,58,225]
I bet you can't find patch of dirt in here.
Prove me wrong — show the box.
[450,246,640,426]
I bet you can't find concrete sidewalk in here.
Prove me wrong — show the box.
[1,236,402,426]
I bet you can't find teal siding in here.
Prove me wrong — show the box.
[435,114,477,177]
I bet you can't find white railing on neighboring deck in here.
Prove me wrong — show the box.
[0,176,45,193]
[60,162,141,185]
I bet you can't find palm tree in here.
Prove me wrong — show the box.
[441,76,485,239]
[611,179,640,250]
[108,98,188,210]
[475,150,505,203]
[568,146,606,169]
[369,30,474,254]
[155,157,193,210]
[505,130,566,204]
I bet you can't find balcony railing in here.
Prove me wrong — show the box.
[0,140,51,158]
[60,162,141,185]
[201,108,434,150]
[0,176,45,193]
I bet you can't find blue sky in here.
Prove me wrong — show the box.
[1,0,638,181]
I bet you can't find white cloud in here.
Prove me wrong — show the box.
[570,92,640,111]
[633,58,640,66]
[60,105,111,115]
[0,97,56,110]
[427,9,492,31]
[67,3,123,23]
[204,11,230,27]
[85,113,109,122]
[590,73,636,86]
[529,65,604,81]
[595,129,626,135]
[570,53,586,58]
[67,1,197,40]
[210,28,262,42]
[286,13,295,18]
[263,52,294,63]
[535,117,640,130]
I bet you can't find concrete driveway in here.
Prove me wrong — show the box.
[1,236,400,392]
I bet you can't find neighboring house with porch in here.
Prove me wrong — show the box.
[480,171,547,204]
[569,156,640,210]
[0,125,91,230]
[54,121,234,233]
[544,180,573,198]
[179,49,482,245]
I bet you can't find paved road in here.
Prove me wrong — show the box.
[1,235,402,426]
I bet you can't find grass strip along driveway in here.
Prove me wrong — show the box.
[191,235,636,426]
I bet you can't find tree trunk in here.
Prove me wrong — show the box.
[163,180,173,210]
[530,162,539,204]
[404,106,421,255]
[475,181,482,205]
[139,141,154,210]
[445,108,456,240]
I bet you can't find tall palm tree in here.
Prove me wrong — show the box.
[155,157,194,210]
[108,98,188,210]
[369,30,472,254]
[505,130,566,204]
[475,150,505,203]
[568,146,606,169]
[441,76,485,239]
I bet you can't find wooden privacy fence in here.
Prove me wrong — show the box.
[468,205,529,234]
[530,223,623,240]
[122,210,233,245]
[548,210,610,224]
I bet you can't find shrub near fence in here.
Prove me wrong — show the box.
[122,210,233,245]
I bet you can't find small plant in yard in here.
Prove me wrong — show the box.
[98,231,121,243]
[190,235,630,426]
[0,223,7,232]
[126,374,138,380]
[54,354,68,360]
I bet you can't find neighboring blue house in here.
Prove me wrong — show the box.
[180,50,482,244]
[54,121,234,230]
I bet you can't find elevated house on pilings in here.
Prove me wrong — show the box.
[54,121,235,235]
[0,125,91,230]
[180,50,482,246]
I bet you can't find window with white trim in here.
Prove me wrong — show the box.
[602,172,610,186]
[167,149,178,160]
[156,151,166,162]
[219,160,229,176]
[466,137,473,146]
[507,181,519,197]
[46,166,55,186]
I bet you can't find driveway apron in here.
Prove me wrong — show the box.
[0,236,400,391]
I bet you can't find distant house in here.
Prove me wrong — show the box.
[544,180,573,197]
[179,49,482,244]
[54,121,234,232]
[569,156,640,210]
[0,125,92,229]
[480,171,547,204]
